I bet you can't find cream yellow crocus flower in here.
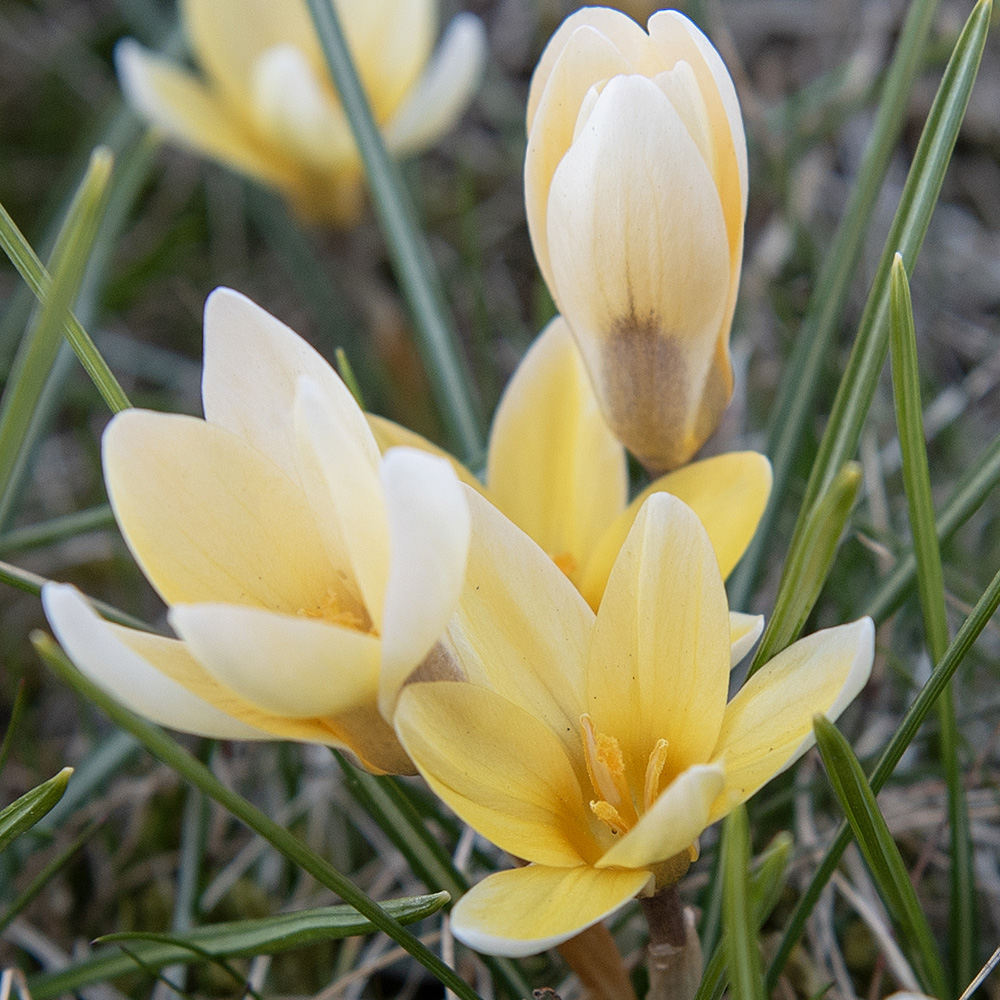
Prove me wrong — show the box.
[42,289,469,775]
[115,0,487,224]
[370,316,770,658]
[393,491,873,956]
[525,8,747,472]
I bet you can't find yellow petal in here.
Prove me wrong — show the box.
[446,488,593,764]
[294,376,388,625]
[451,864,651,958]
[42,583,267,740]
[487,317,626,585]
[524,25,633,293]
[365,413,484,492]
[168,603,380,719]
[545,74,731,471]
[114,40,298,192]
[395,682,592,867]
[708,618,875,823]
[103,410,335,612]
[596,763,723,868]
[383,13,486,156]
[729,612,764,668]
[587,494,730,791]
[579,451,772,608]
[378,448,469,719]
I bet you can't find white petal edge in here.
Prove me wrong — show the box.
[41,583,266,740]
[378,447,470,719]
[730,612,764,668]
[383,13,487,157]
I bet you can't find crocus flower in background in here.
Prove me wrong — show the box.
[393,492,873,956]
[524,8,747,473]
[43,289,469,775]
[116,0,487,224]
[369,317,770,657]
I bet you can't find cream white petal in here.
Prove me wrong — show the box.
[451,864,651,958]
[42,584,267,740]
[708,618,875,824]
[596,763,724,869]
[730,612,764,668]
[250,43,357,172]
[294,376,389,625]
[383,13,486,157]
[168,603,381,718]
[378,448,469,719]
[201,287,374,486]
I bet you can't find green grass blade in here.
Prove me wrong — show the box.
[0,505,115,557]
[27,894,449,1000]
[890,255,974,989]
[335,754,532,999]
[33,635,481,1000]
[766,558,1000,992]
[814,716,948,997]
[760,0,992,601]
[0,187,130,417]
[0,150,112,527]
[722,805,765,1000]
[0,680,28,779]
[695,833,792,1000]
[302,0,485,462]
[0,767,73,854]
[865,427,1000,622]
[727,0,941,609]
[746,462,861,677]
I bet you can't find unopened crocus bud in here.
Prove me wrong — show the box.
[525,8,748,472]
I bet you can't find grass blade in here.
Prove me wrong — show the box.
[727,0,940,609]
[302,0,485,462]
[814,716,948,998]
[33,634,481,1000]
[767,558,1000,992]
[890,254,974,989]
[0,768,73,854]
[27,894,449,1000]
[759,0,992,606]
[722,805,765,1000]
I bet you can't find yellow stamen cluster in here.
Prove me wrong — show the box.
[580,714,670,837]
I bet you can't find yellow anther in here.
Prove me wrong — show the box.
[590,799,630,837]
[551,551,578,577]
[580,714,637,827]
[643,738,669,812]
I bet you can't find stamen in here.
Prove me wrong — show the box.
[590,799,630,837]
[643,738,669,812]
[580,714,637,826]
[551,551,578,577]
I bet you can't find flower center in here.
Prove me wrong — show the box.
[297,586,372,632]
[580,713,668,837]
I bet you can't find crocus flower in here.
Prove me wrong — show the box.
[393,491,873,955]
[43,289,469,775]
[369,317,770,657]
[115,0,487,224]
[524,8,747,472]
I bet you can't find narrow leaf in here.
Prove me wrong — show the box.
[722,806,765,1000]
[0,767,73,854]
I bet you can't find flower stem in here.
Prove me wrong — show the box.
[640,888,702,1000]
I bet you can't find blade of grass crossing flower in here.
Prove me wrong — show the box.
[695,833,792,1000]
[334,754,532,999]
[33,635,480,1000]
[0,186,129,417]
[727,0,940,609]
[0,768,73,854]
[0,150,112,528]
[722,805,764,1000]
[770,0,992,594]
[302,0,485,463]
[865,427,1000,622]
[746,462,861,677]
[27,895,449,1000]
[890,255,974,991]
[0,505,115,557]
[767,560,1000,993]
[814,717,948,997]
